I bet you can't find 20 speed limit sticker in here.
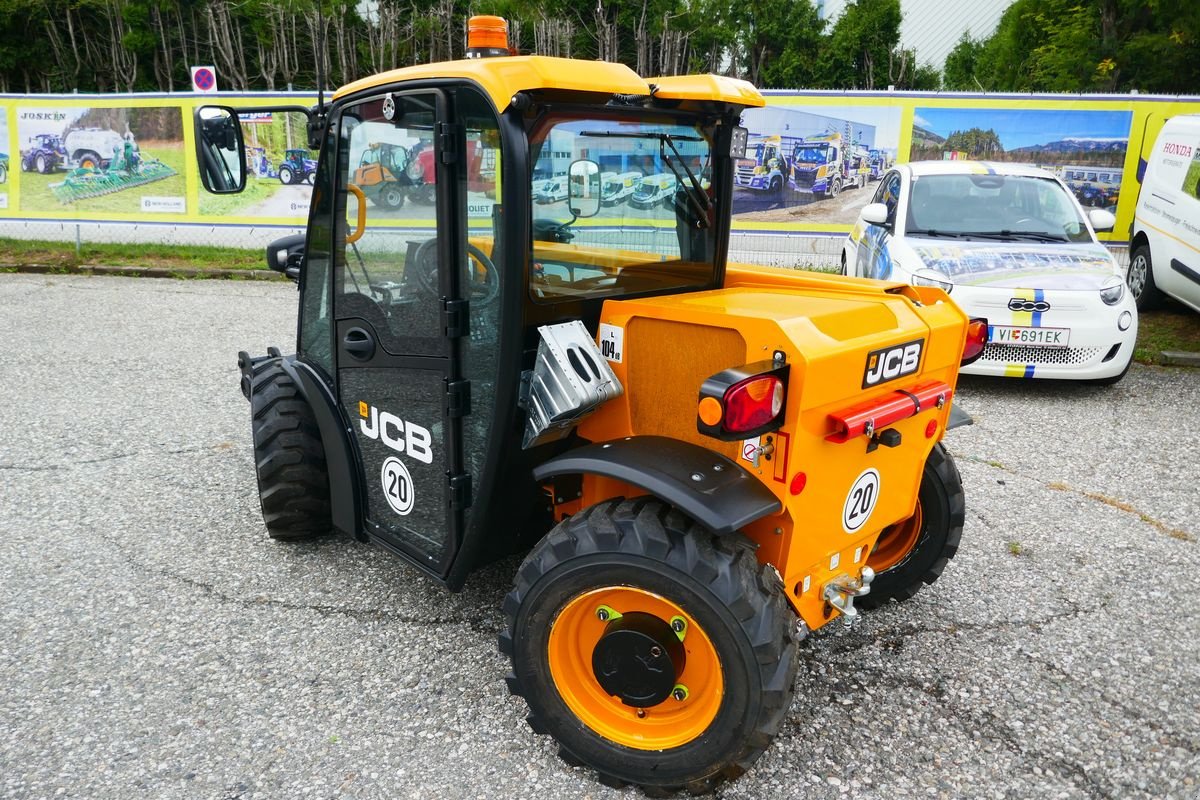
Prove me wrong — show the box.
[381,456,415,516]
[843,468,880,533]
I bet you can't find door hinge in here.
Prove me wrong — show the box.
[445,379,472,418]
[438,122,462,165]
[449,473,472,509]
[442,298,470,338]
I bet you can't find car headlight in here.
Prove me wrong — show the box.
[911,268,953,293]
[1100,276,1125,305]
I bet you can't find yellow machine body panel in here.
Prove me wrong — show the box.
[334,56,764,112]
[576,272,968,630]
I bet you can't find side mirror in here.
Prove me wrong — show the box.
[568,159,601,218]
[195,106,246,193]
[860,202,889,226]
[1088,208,1116,232]
[266,233,305,284]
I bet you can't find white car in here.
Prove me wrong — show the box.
[842,161,1137,383]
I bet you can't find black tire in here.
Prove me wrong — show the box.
[279,166,294,185]
[36,154,49,174]
[829,177,841,198]
[78,151,101,170]
[858,443,964,610]
[249,359,332,540]
[500,498,799,795]
[379,184,405,210]
[1127,243,1163,311]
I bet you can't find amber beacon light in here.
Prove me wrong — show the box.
[466,15,512,58]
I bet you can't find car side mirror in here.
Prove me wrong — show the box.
[860,202,889,226]
[568,159,601,218]
[195,106,246,194]
[1088,208,1116,232]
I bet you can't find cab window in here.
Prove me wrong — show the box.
[527,112,718,302]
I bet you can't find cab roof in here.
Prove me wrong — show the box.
[333,56,764,112]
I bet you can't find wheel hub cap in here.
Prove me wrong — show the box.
[591,612,684,707]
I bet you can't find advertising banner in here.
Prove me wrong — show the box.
[2,90,1199,245]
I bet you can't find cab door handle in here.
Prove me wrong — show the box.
[343,327,376,360]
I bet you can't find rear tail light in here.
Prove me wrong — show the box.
[697,359,789,441]
[961,317,988,366]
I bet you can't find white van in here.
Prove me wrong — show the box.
[601,171,641,206]
[630,173,677,209]
[1128,114,1200,313]
[533,177,567,204]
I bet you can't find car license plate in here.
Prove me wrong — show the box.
[989,325,1070,348]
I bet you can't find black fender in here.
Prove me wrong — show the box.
[239,350,365,542]
[532,436,782,536]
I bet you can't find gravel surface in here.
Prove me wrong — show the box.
[1,273,1196,800]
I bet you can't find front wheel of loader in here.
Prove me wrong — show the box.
[858,442,964,610]
[500,498,798,795]
[249,359,332,540]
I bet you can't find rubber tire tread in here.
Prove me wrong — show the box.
[249,359,332,540]
[499,497,799,796]
[858,443,964,610]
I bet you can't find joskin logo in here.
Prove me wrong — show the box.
[862,339,924,389]
[358,402,434,464]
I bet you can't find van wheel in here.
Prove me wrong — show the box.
[1127,244,1163,311]
[501,498,798,795]
[859,443,963,609]
[249,359,332,540]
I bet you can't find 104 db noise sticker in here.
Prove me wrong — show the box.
[381,457,415,516]
[843,468,880,533]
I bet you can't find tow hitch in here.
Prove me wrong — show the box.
[823,566,875,628]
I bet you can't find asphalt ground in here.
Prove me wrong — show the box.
[0,273,1197,800]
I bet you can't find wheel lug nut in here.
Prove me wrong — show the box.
[672,684,689,701]
[649,645,662,658]
[636,709,646,718]
[671,618,685,633]
[597,609,608,621]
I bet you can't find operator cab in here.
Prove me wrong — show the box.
[195,29,755,586]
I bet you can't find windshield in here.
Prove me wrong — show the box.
[904,173,1094,244]
[793,145,828,164]
[527,113,717,302]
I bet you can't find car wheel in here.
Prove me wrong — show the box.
[1127,244,1163,311]
[858,443,964,609]
[380,185,405,210]
[829,178,841,198]
[501,498,798,795]
[279,166,294,185]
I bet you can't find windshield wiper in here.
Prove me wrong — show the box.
[907,228,964,238]
[957,230,1070,243]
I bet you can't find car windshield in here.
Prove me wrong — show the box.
[527,112,717,302]
[904,173,1094,244]
[793,145,828,163]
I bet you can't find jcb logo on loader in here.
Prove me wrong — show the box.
[358,402,434,464]
[862,339,923,388]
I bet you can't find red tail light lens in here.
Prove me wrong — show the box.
[725,375,784,433]
[961,317,988,366]
[697,359,790,441]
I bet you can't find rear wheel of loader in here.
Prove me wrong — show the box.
[501,498,798,795]
[249,359,332,540]
[379,184,405,210]
[858,443,963,610]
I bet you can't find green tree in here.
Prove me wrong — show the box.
[943,31,983,90]
[819,0,902,89]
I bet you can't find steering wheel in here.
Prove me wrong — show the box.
[411,238,500,306]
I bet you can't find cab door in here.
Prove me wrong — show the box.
[330,90,469,576]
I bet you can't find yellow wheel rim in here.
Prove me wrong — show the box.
[547,586,724,750]
[869,499,924,573]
